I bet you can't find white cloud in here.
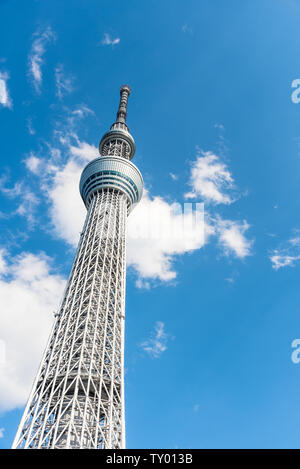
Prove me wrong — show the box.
[139,321,169,358]
[0,177,22,198]
[27,117,35,135]
[226,276,235,284]
[214,123,225,131]
[44,138,97,245]
[270,235,300,270]
[15,189,40,226]
[271,253,300,270]
[22,110,98,245]
[69,139,98,161]
[55,64,74,99]
[63,106,95,130]
[185,150,236,205]
[101,33,120,46]
[0,428,4,438]
[182,24,193,34]
[127,192,207,282]
[0,178,39,225]
[289,236,300,246]
[0,249,7,274]
[183,149,252,260]
[215,217,252,258]
[0,251,65,412]
[28,27,55,93]
[70,106,94,119]
[25,153,41,174]
[169,172,178,181]
[44,158,86,246]
[0,71,12,109]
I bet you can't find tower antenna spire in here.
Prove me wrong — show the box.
[116,84,131,124]
[99,84,136,160]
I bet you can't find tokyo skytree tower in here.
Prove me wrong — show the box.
[12,86,143,449]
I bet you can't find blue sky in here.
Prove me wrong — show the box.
[1,0,300,449]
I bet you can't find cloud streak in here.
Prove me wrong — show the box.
[55,64,74,99]
[28,27,55,93]
[270,234,300,270]
[0,71,12,109]
[139,321,169,358]
[0,177,40,227]
[101,33,120,46]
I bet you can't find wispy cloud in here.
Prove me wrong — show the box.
[169,172,178,181]
[101,33,120,46]
[225,270,239,284]
[270,234,300,270]
[55,64,74,99]
[0,428,4,438]
[182,24,193,34]
[66,105,95,128]
[0,177,22,198]
[271,253,300,270]
[15,190,40,226]
[185,149,237,205]
[28,27,55,93]
[68,135,98,160]
[0,249,7,275]
[215,217,253,259]
[0,71,12,109]
[0,177,39,226]
[25,153,40,174]
[27,117,35,135]
[139,321,169,358]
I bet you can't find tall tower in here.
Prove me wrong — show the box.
[12,86,143,449]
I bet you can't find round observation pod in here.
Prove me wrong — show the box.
[80,156,143,212]
[99,128,136,160]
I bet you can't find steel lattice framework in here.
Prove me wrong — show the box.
[12,86,143,449]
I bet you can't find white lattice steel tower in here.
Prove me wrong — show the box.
[12,86,143,449]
